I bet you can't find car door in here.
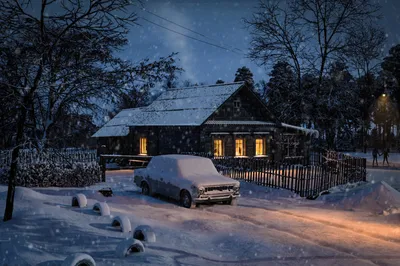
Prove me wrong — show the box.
[144,168,161,195]
[156,167,182,199]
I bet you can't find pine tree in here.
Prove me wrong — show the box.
[234,66,254,88]
[266,61,301,124]
[382,44,400,109]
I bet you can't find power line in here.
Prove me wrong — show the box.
[141,7,244,53]
[138,2,245,54]
[140,17,243,55]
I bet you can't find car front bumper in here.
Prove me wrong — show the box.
[194,193,239,203]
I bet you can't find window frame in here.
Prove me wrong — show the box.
[213,139,224,157]
[235,138,245,156]
[255,138,265,156]
[139,137,147,155]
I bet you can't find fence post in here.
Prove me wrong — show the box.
[100,155,106,182]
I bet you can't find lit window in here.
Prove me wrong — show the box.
[256,138,265,155]
[213,139,223,157]
[140,137,147,155]
[235,138,245,156]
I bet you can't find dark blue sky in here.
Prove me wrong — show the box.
[122,0,400,84]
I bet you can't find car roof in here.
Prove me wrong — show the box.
[153,154,210,161]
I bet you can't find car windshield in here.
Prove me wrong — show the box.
[177,158,219,177]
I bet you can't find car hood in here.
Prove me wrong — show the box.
[188,174,240,187]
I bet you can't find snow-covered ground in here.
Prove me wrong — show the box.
[1,169,400,265]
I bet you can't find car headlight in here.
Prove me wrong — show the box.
[198,187,205,195]
[233,184,240,192]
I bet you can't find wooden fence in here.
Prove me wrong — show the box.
[0,148,98,168]
[183,151,367,198]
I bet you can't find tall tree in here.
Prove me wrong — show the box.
[290,0,381,88]
[344,23,386,76]
[246,0,382,131]
[0,0,179,221]
[357,72,380,151]
[266,61,302,124]
[245,1,305,90]
[319,62,359,149]
[234,66,255,88]
[382,44,400,110]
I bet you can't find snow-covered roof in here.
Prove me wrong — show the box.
[281,123,319,138]
[205,120,275,126]
[93,82,245,137]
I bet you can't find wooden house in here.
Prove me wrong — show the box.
[92,82,318,161]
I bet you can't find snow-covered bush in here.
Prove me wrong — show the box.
[0,162,100,187]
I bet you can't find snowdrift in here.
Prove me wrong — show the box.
[239,180,299,199]
[320,181,400,214]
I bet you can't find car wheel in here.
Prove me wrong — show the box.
[181,190,196,209]
[141,182,150,196]
[229,198,238,206]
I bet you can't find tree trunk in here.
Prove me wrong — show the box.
[3,103,28,222]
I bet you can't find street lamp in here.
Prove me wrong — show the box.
[382,93,386,97]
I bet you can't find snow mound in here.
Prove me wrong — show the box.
[382,213,400,224]
[62,253,96,266]
[14,187,48,201]
[133,225,156,243]
[92,202,110,216]
[111,215,132,233]
[320,181,400,213]
[71,194,87,208]
[115,238,145,258]
[239,181,299,199]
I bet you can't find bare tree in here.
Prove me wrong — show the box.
[246,0,381,92]
[344,24,386,77]
[290,0,381,90]
[245,1,308,90]
[0,0,179,221]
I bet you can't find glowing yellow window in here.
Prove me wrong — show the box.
[256,138,265,155]
[140,137,147,155]
[235,139,245,156]
[213,139,223,157]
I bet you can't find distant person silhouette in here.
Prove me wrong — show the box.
[372,148,379,167]
[382,148,389,166]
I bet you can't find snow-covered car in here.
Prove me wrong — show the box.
[133,155,240,208]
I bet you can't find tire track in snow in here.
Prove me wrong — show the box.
[202,207,394,266]
[148,245,400,265]
[239,202,400,245]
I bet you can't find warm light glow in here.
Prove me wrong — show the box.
[382,93,386,97]
[214,139,223,157]
[140,137,147,155]
[235,138,245,156]
[256,138,265,155]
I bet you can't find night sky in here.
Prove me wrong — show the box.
[122,0,400,84]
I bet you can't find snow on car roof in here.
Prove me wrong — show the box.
[155,154,210,160]
[148,155,219,177]
[92,82,244,137]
